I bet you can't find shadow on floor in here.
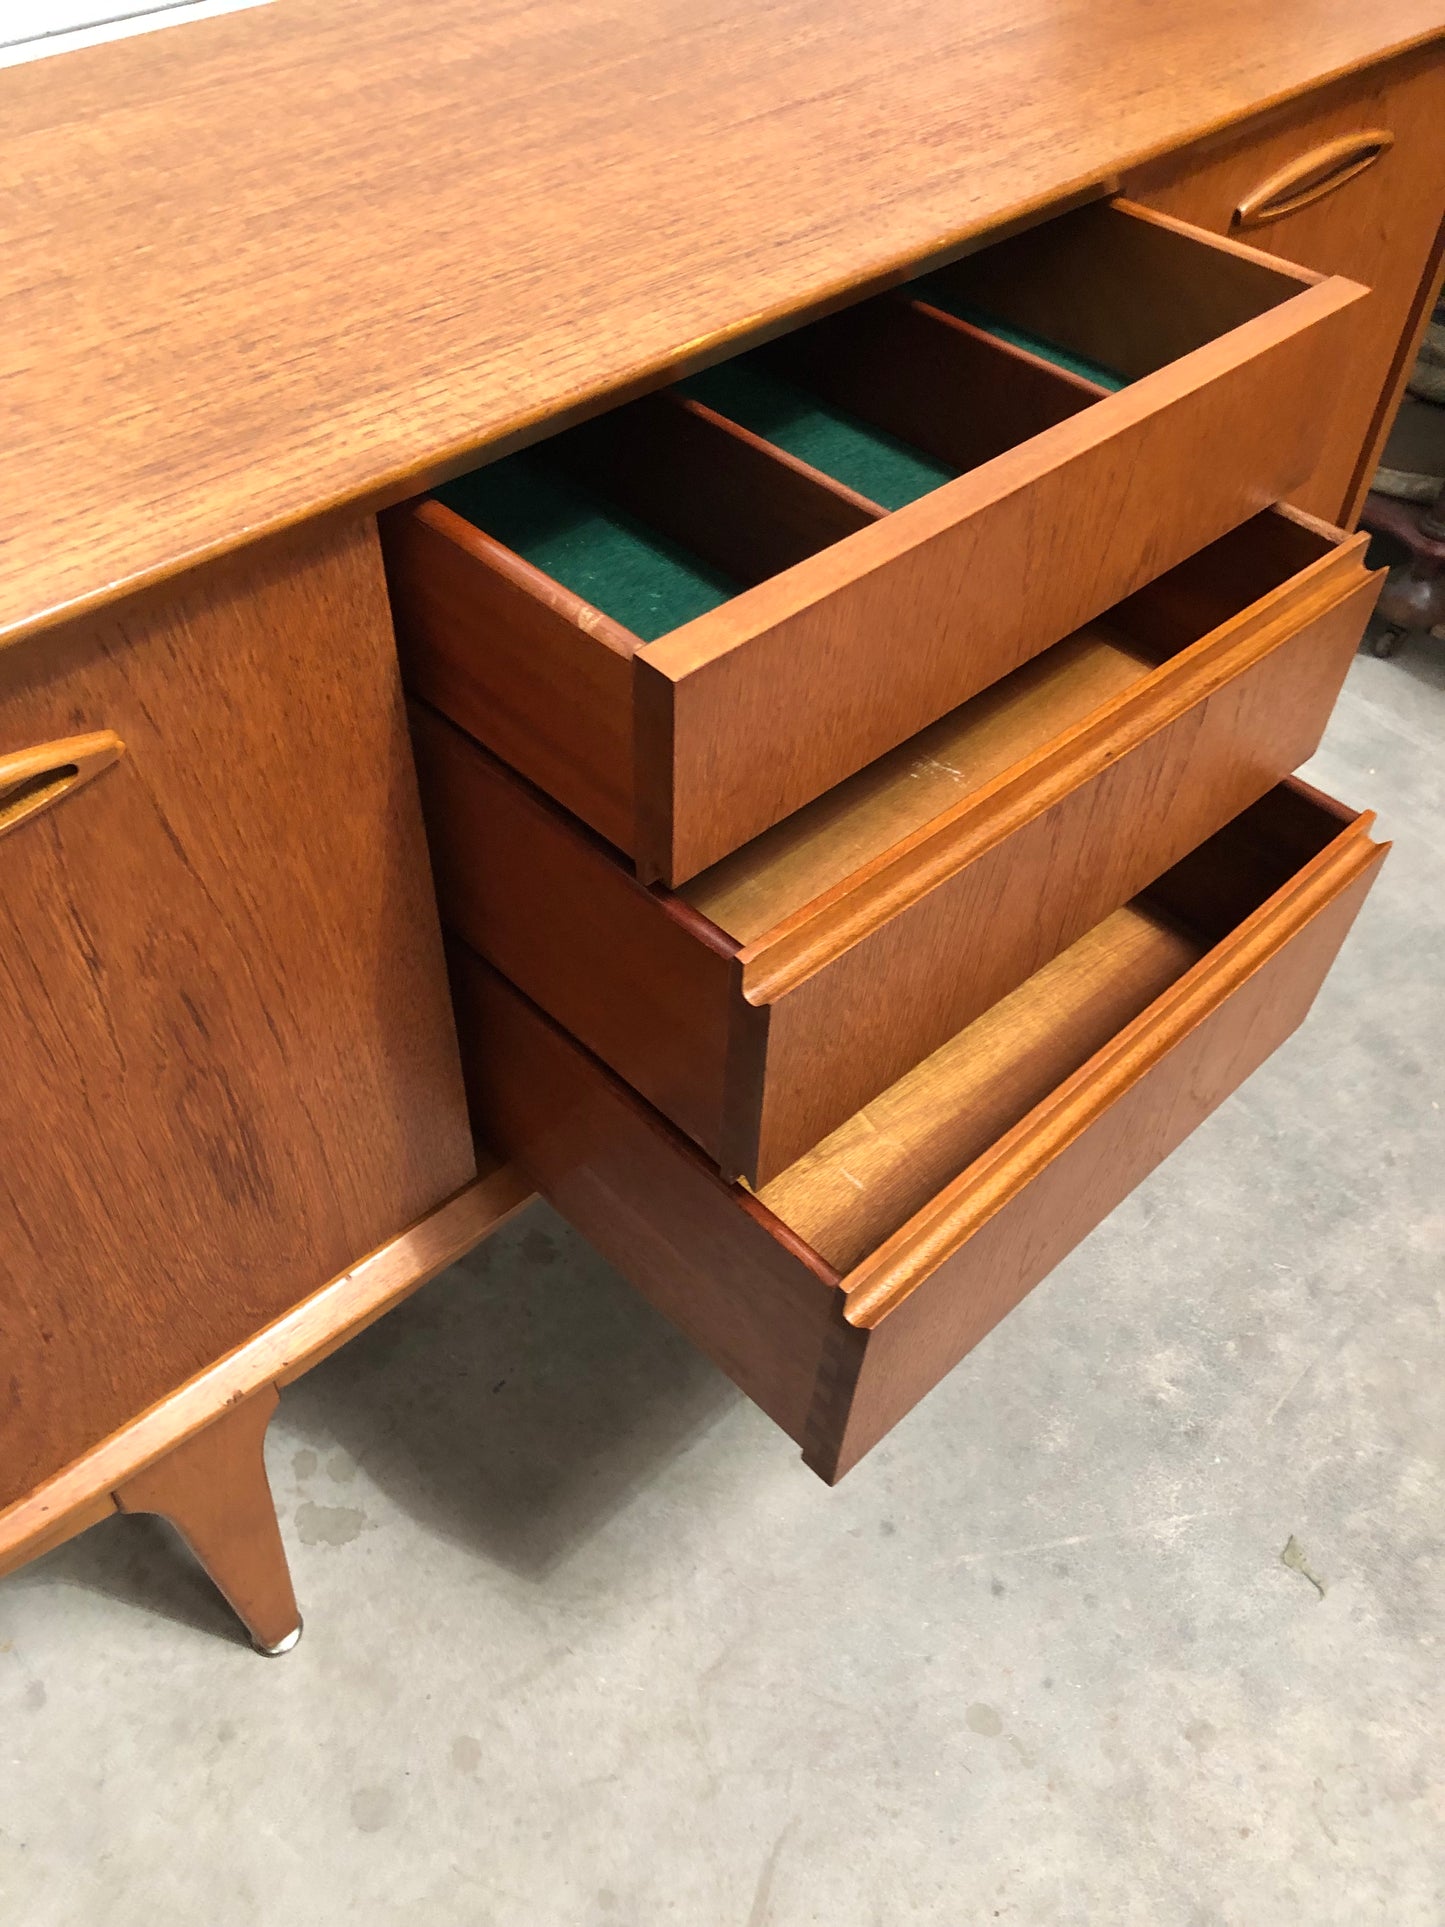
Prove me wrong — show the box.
[12,1205,738,1636]
[9,1512,253,1647]
[275,1201,739,1582]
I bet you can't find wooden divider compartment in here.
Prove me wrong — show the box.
[452,782,1386,1482]
[385,196,1367,886]
[410,506,1380,1186]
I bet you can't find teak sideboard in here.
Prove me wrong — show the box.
[2,2,1443,1651]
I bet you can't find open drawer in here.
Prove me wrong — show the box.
[385,197,1366,885]
[451,782,1385,1482]
[412,507,1379,1186]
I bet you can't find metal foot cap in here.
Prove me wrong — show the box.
[253,1616,303,1657]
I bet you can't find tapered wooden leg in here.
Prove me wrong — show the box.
[113,1384,301,1654]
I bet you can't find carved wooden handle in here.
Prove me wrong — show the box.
[0,731,125,842]
[1233,130,1394,229]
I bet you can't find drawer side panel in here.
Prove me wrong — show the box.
[412,703,736,1157]
[383,503,637,852]
[451,948,840,1444]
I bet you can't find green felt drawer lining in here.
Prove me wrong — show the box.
[436,457,739,644]
[678,361,957,512]
[437,308,1121,642]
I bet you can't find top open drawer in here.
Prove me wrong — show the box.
[384,198,1366,885]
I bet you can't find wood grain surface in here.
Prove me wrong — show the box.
[3,1,1441,647]
[756,907,1202,1270]
[0,519,475,1510]
[682,632,1153,943]
[0,1167,530,1579]
[1128,46,1445,522]
[398,201,1368,883]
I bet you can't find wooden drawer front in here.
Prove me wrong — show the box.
[0,521,475,1507]
[1128,48,1445,524]
[413,508,1379,1187]
[386,197,1366,885]
[452,783,1385,1482]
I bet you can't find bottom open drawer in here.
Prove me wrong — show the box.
[452,782,1384,1481]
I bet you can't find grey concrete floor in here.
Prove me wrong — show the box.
[3,645,1443,1927]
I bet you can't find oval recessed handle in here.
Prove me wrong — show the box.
[1233,129,1394,230]
[0,731,125,842]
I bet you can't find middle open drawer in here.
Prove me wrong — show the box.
[411,505,1377,1186]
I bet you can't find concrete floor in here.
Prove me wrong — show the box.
[3,645,1442,1926]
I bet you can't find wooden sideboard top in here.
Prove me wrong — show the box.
[3,0,1443,648]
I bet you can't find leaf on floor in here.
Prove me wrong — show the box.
[1281,1534,1327,1599]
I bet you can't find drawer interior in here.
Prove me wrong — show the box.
[911,196,1309,382]
[751,783,1355,1271]
[757,902,1199,1269]
[433,201,1317,650]
[433,319,1097,645]
[675,359,959,512]
[677,509,1342,945]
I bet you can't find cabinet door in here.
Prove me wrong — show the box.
[1128,49,1445,524]
[0,519,474,1506]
